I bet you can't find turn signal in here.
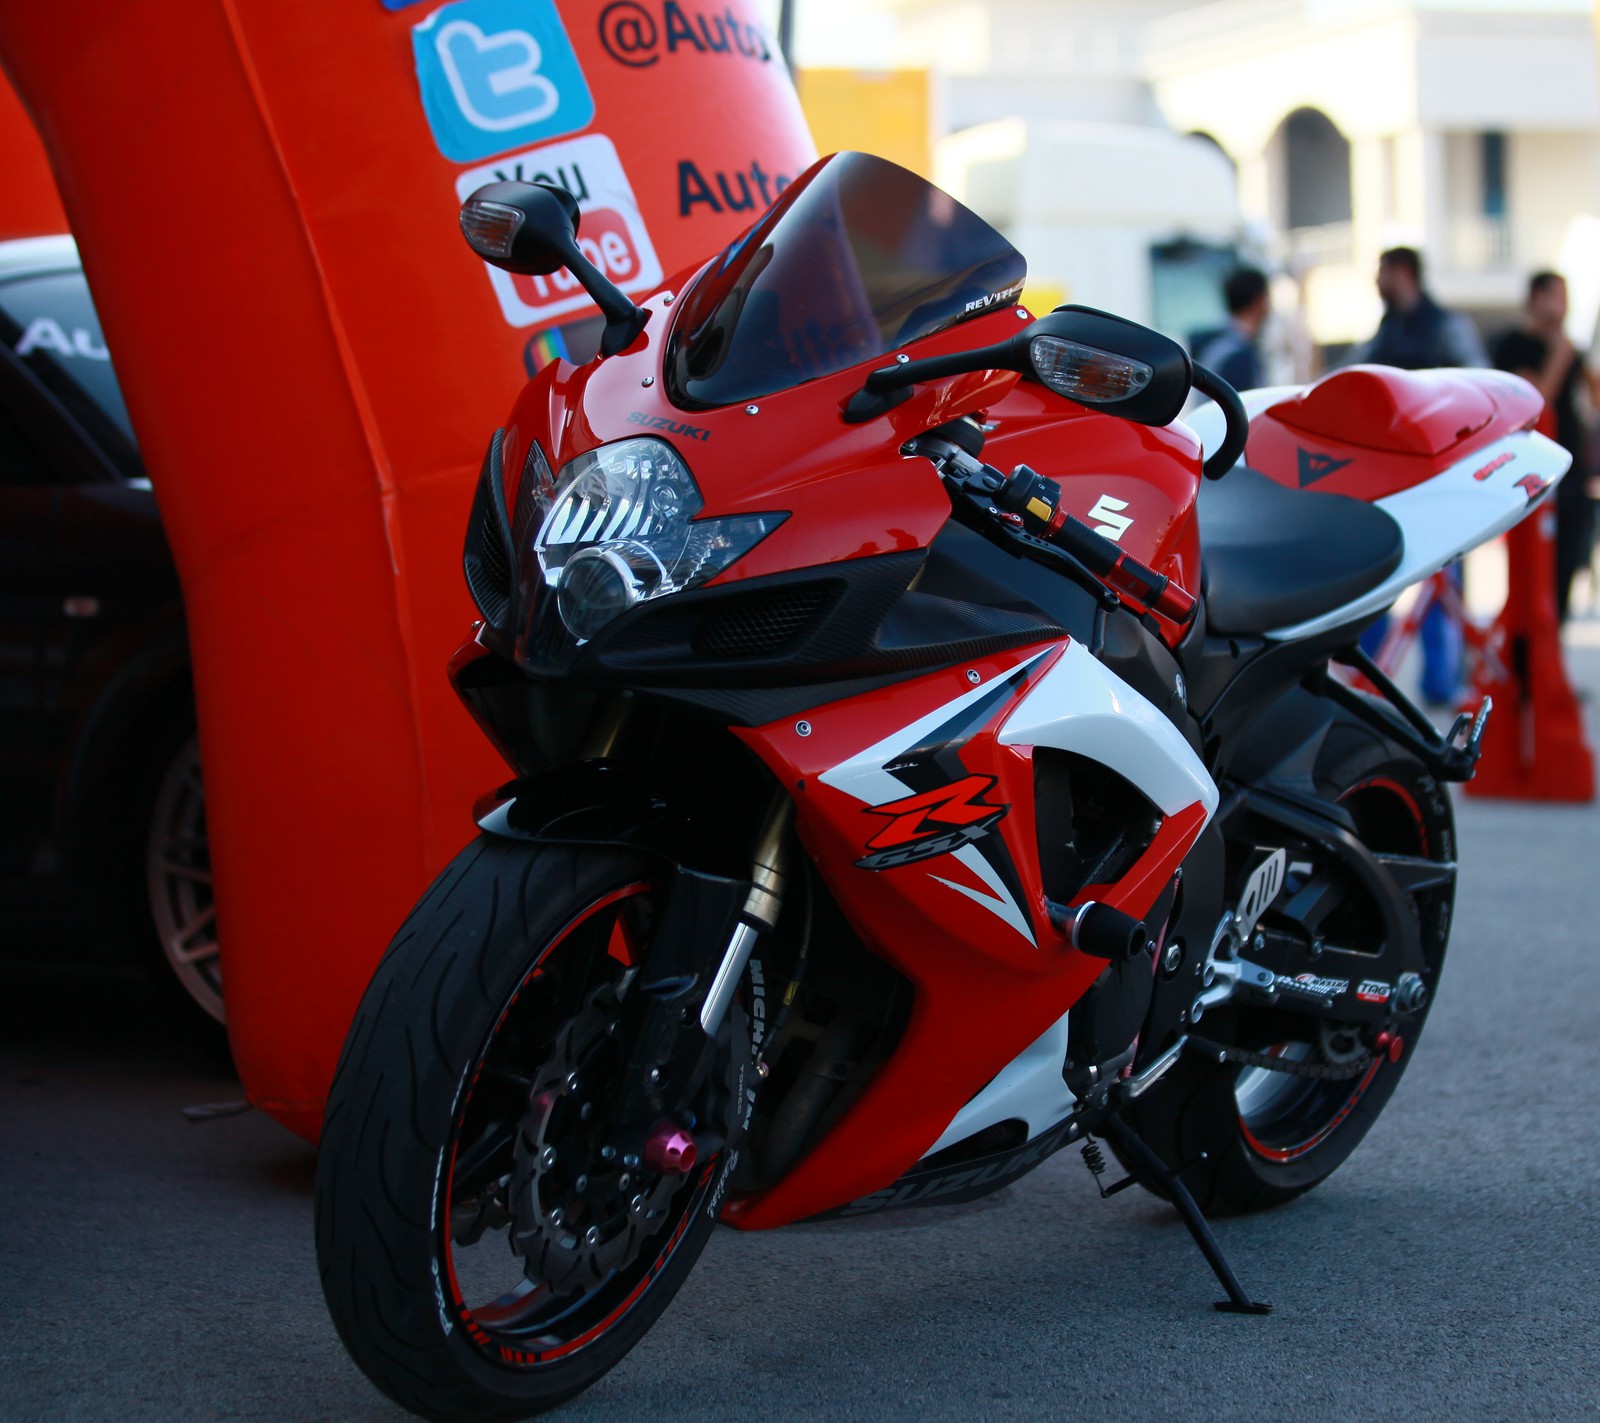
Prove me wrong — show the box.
[459,199,525,261]
[1030,336,1153,405]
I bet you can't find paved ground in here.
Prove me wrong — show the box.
[6,650,1600,1423]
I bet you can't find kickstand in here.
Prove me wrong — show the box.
[1099,1116,1272,1315]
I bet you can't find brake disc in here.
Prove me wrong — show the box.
[506,985,681,1298]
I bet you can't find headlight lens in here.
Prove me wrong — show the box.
[534,437,785,641]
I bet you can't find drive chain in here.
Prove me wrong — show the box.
[1186,1034,1375,1081]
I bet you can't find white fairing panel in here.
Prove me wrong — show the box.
[1265,428,1571,640]
[997,640,1219,819]
[923,1010,1076,1157]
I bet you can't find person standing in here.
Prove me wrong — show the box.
[1195,267,1270,391]
[1494,271,1600,623]
[1359,246,1488,370]
[1355,247,1488,703]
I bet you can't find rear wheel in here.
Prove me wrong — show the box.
[1120,723,1454,1214]
[316,837,751,1422]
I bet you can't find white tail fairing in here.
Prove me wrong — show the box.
[1185,392,1572,642]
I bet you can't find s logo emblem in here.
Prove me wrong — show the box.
[1087,493,1132,541]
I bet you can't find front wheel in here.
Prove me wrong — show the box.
[316,837,750,1422]
[1119,724,1455,1215]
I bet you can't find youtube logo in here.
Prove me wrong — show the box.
[455,134,663,326]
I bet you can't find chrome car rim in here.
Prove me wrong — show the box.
[146,736,222,1022]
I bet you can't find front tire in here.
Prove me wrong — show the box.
[316,837,748,1422]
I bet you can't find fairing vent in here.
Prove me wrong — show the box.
[463,431,513,630]
[692,587,832,658]
[1033,749,1164,905]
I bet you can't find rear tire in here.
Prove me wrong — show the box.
[316,836,748,1422]
[1120,721,1455,1215]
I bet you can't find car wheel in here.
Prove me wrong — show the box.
[144,733,223,1023]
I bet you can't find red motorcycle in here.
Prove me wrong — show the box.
[315,153,1566,1421]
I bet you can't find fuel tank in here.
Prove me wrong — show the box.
[979,379,1204,601]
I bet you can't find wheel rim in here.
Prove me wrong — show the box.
[437,878,731,1369]
[145,736,222,1023]
[1232,775,1431,1164]
[1234,1048,1384,1163]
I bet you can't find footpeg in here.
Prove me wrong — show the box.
[1444,696,1493,771]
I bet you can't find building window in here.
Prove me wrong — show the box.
[1282,108,1352,230]
[1481,131,1507,218]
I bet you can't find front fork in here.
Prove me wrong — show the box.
[602,794,793,1167]
[700,797,790,1035]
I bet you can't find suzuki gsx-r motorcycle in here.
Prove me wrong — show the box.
[315,153,1567,1420]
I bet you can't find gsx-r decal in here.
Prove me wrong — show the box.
[821,651,1050,947]
[856,774,1009,870]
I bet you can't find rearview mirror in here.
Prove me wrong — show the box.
[847,303,1191,426]
[1022,307,1191,426]
[458,181,648,357]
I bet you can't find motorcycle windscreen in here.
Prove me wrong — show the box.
[666,151,1026,410]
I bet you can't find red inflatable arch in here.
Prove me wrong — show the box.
[0,0,814,1139]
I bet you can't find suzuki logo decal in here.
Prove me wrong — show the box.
[1296,448,1352,487]
[1087,494,1133,541]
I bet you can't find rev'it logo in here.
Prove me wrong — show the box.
[855,774,1009,870]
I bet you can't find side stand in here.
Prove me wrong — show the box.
[1099,1116,1272,1315]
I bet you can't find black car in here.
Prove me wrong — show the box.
[0,235,219,1023]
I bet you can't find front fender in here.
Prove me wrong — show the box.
[474,759,757,882]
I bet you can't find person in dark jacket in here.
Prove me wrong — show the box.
[1355,247,1487,703]
[1195,267,1270,391]
[1359,246,1488,370]
[1494,271,1600,622]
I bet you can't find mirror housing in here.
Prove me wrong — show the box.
[1021,307,1191,426]
[846,303,1191,426]
[458,181,649,357]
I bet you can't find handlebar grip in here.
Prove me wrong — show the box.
[1052,513,1197,624]
[998,465,1197,625]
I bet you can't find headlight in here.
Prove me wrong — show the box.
[533,437,785,641]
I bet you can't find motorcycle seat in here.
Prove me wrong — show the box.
[1197,466,1404,635]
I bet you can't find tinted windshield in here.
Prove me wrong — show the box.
[667,152,1025,410]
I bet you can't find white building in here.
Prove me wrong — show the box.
[869,0,1600,357]
[877,1,1253,333]
[1144,0,1600,349]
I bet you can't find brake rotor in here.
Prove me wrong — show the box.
[506,984,682,1298]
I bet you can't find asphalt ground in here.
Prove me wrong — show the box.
[6,648,1600,1423]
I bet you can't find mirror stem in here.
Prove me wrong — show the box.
[555,236,650,357]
